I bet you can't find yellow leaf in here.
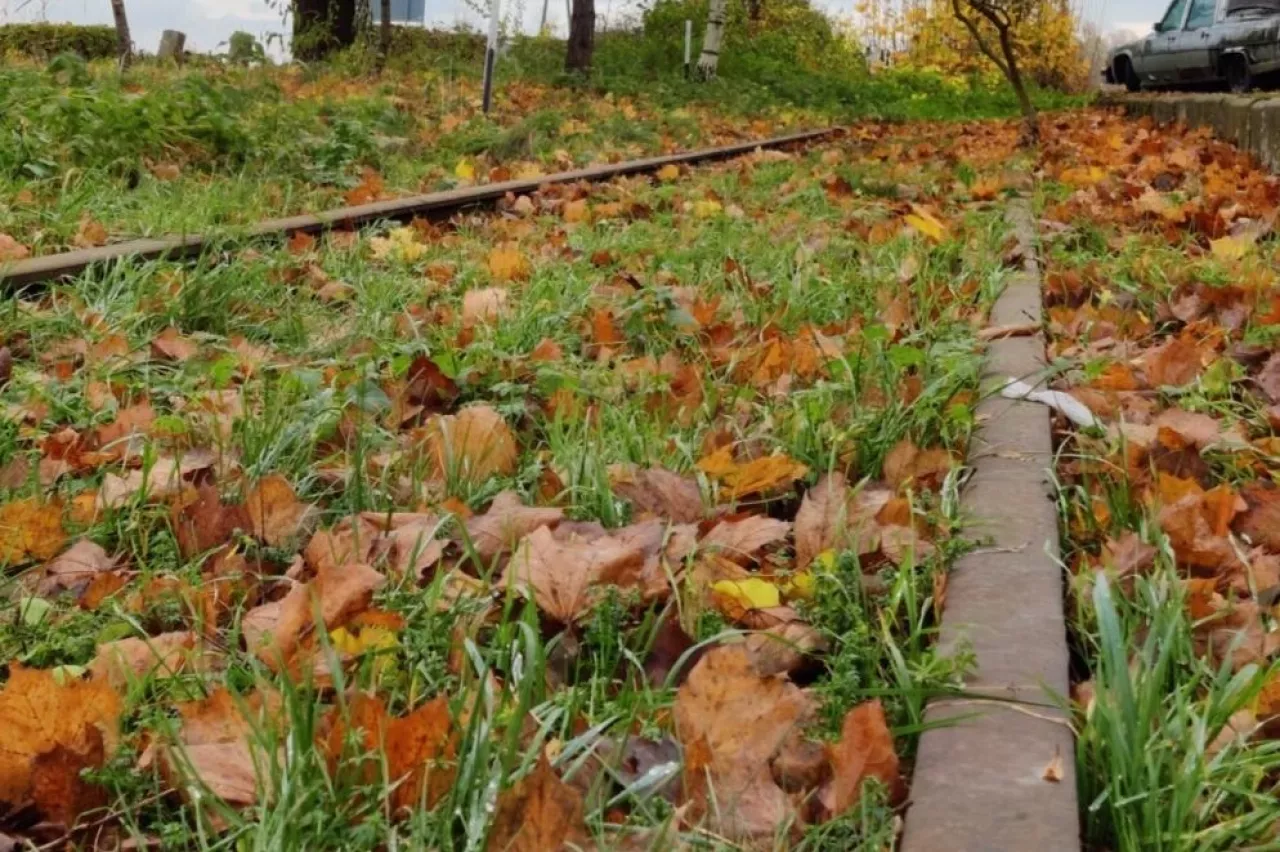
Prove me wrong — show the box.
[656,164,681,182]
[370,227,427,263]
[711,577,781,611]
[487,244,532,283]
[563,199,589,223]
[1211,234,1254,262]
[693,199,723,219]
[903,205,947,242]
[782,569,816,601]
[454,159,476,181]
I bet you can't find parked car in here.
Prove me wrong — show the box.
[1106,0,1280,92]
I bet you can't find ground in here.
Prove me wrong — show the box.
[3,51,1280,852]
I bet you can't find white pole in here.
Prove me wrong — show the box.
[482,0,501,113]
[684,19,692,78]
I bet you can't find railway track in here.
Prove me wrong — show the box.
[0,127,838,289]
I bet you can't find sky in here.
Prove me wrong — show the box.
[0,0,1153,57]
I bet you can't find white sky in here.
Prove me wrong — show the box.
[0,0,1144,57]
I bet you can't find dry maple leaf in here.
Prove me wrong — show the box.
[321,692,456,815]
[421,404,519,485]
[28,727,108,827]
[487,244,531,282]
[243,561,386,671]
[1141,336,1204,388]
[0,233,32,261]
[170,481,251,560]
[1159,493,1242,572]
[795,473,858,569]
[1235,485,1280,552]
[88,630,200,690]
[818,699,904,818]
[246,474,318,547]
[699,515,791,566]
[881,439,954,491]
[0,498,66,566]
[462,287,510,327]
[695,446,808,500]
[150,327,199,362]
[744,620,827,677]
[461,491,564,562]
[37,539,115,597]
[160,687,284,807]
[485,753,588,851]
[674,645,813,841]
[0,666,121,808]
[503,526,647,623]
[72,216,108,249]
[608,464,705,523]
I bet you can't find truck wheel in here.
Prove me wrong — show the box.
[1116,58,1140,93]
[1225,56,1253,93]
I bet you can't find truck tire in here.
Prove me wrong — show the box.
[1116,57,1140,92]
[1225,55,1253,93]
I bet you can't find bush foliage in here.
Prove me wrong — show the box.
[0,23,117,61]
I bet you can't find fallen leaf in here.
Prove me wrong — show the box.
[37,539,114,597]
[608,464,705,523]
[695,446,808,500]
[462,287,510,327]
[485,754,588,852]
[819,699,903,817]
[150,327,199,362]
[700,515,791,565]
[0,498,65,565]
[88,631,200,690]
[160,687,283,807]
[72,216,108,249]
[487,244,531,282]
[1042,749,1064,783]
[503,526,646,623]
[0,233,32,261]
[462,490,564,561]
[422,404,519,486]
[246,474,318,547]
[675,646,813,841]
[903,204,947,242]
[0,665,121,808]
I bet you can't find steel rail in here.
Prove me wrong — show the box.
[0,127,838,288]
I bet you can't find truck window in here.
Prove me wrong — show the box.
[1159,0,1190,28]
[1185,0,1215,28]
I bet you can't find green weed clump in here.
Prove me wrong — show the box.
[0,23,116,61]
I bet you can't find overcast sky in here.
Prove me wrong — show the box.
[0,0,1149,57]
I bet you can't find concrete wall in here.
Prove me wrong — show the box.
[1116,93,1280,170]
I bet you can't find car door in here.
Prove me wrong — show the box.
[1174,0,1221,81]
[1136,0,1192,81]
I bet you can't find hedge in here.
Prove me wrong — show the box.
[0,23,117,61]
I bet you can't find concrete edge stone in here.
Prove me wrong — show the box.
[900,199,1080,852]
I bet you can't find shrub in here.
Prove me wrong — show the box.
[227,31,267,65]
[0,23,116,61]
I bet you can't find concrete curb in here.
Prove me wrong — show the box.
[900,200,1079,852]
[1114,93,1280,170]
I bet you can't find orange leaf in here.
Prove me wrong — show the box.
[0,498,66,565]
[820,699,904,817]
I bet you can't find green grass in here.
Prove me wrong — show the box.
[0,120,1028,848]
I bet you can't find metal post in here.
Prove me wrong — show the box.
[684,19,692,79]
[482,0,500,114]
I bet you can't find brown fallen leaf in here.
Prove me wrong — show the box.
[794,473,890,569]
[88,630,201,690]
[150,327,199,362]
[485,753,589,852]
[819,699,904,818]
[462,287,510,327]
[1042,748,1064,783]
[0,233,32,261]
[462,491,563,562]
[882,439,954,491]
[608,464,705,523]
[0,498,66,566]
[246,474,319,547]
[37,539,115,597]
[487,244,531,283]
[0,666,121,808]
[73,216,108,249]
[699,515,791,566]
[421,404,518,485]
[28,726,108,826]
[322,692,455,814]
[977,320,1039,341]
[674,645,813,841]
[160,687,284,807]
[243,561,386,671]
[695,446,808,500]
[503,526,646,623]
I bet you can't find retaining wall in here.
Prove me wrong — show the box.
[1116,93,1280,169]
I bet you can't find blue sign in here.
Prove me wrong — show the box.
[371,0,425,23]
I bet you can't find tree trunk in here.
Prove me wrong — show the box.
[293,0,358,61]
[697,0,727,79]
[746,0,762,22]
[109,0,131,69]
[377,0,391,72]
[564,0,595,74]
[997,27,1038,144]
